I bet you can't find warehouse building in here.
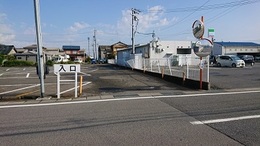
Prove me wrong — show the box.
[212,42,260,58]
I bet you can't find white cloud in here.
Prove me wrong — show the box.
[0,13,16,44]
[69,22,90,32]
[23,27,35,35]
[116,5,172,35]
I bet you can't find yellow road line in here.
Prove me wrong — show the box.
[15,90,40,98]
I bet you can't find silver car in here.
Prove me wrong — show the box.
[216,55,245,68]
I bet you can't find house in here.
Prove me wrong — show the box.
[0,44,16,55]
[111,41,128,58]
[23,44,47,53]
[62,45,85,61]
[14,44,44,63]
[45,48,65,61]
[98,45,113,60]
[98,41,128,61]
[212,42,260,56]
[15,53,37,63]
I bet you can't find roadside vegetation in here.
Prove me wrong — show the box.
[0,54,86,67]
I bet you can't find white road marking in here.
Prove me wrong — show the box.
[0,89,260,109]
[6,68,10,71]
[60,82,91,94]
[0,84,40,95]
[26,73,30,78]
[88,68,98,73]
[190,115,260,125]
[23,68,26,71]
[0,73,3,77]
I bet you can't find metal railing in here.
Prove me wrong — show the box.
[113,56,210,82]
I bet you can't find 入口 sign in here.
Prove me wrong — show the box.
[54,64,80,73]
[54,64,81,99]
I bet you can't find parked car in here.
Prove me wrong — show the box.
[99,58,107,64]
[209,55,217,65]
[74,58,82,64]
[91,59,97,64]
[216,55,245,68]
[255,56,260,62]
[238,55,255,66]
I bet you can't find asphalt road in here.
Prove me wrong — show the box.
[1,91,259,145]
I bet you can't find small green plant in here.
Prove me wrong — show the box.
[3,60,35,67]
[46,60,54,66]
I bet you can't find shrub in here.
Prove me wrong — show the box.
[46,60,54,66]
[3,60,35,67]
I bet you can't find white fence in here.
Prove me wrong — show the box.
[112,56,210,82]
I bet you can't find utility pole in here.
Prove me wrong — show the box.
[93,30,97,60]
[131,8,140,54]
[33,0,45,98]
[87,37,90,56]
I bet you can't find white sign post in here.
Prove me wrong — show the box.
[54,64,80,99]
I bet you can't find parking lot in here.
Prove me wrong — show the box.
[210,63,260,89]
[0,63,260,100]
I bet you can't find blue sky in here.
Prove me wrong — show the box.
[0,0,260,50]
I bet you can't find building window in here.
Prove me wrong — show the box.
[17,57,22,59]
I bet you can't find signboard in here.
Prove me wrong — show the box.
[54,64,81,99]
[54,64,80,73]
[208,28,215,38]
[192,20,204,39]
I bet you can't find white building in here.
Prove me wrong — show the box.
[212,42,260,56]
[117,40,199,69]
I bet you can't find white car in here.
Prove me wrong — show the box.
[74,58,82,64]
[216,55,245,68]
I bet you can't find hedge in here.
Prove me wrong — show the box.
[3,60,35,67]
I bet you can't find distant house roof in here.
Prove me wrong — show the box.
[215,42,260,47]
[62,45,80,50]
[111,41,128,47]
[23,44,47,49]
[0,44,16,55]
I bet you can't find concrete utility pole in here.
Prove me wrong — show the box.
[88,37,90,56]
[33,0,45,98]
[131,8,140,54]
[93,30,97,60]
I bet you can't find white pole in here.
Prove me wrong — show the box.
[57,72,60,99]
[207,56,210,82]
[75,72,78,98]
[186,55,189,78]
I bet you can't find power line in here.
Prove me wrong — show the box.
[154,0,260,37]
[160,0,210,31]
[147,0,260,13]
